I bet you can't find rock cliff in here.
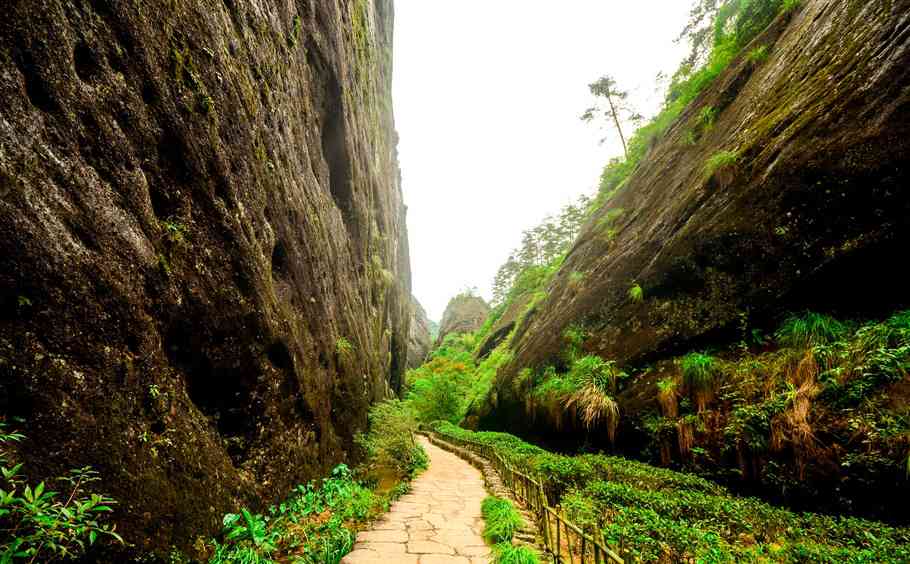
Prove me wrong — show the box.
[477,0,910,518]
[436,295,490,345]
[502,0,910,389]
[406,295,431,369]
[0,0,407,556]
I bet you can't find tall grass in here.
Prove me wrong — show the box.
[681,352,720,412]
[775,312,850,348]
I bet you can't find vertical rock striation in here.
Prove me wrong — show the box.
[0,0,408,556]
[406,295,432,369]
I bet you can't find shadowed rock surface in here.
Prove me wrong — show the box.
[407,296,432,369]
[0,0,407,557]
[436,295,490,345]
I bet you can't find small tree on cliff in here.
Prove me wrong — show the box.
[581,75,642,160]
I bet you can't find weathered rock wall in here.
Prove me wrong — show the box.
[472,0,910,521]
[436,295,490,345]
[502,0,910,387]
[0,0,407,556]
[407,295,431,369]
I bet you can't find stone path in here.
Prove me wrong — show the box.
[342,436,491,564]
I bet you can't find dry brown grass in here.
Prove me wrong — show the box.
[677,420,695,458]
[657,377,679,418]
[563,384,620,443]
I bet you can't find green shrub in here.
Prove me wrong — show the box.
[430,423,910,562]
[481,497,524,544]
[356,400,427,478]
[0,426,123,562]
[209,464,380,564]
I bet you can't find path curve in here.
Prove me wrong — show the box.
[343,436,491,564]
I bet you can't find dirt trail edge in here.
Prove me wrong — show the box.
[342,436,491,563]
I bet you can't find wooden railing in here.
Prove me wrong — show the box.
[427,431,624,564]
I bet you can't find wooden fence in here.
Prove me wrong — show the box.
[429,431,625,564]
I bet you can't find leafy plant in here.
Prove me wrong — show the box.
[628,283,643,303]
[335,337,354,356]
[0,426,123,562]
[209,461,400,564]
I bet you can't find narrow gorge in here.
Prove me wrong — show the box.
[1,0,909,563]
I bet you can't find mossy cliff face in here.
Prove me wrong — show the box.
[436,295,490,345]
[501,0,910,388]
[479,0,910,515]
[406,296,432,369]
[0,0,407,556]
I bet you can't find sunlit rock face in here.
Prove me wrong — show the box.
[0,0,407,556]
[436,295,491,345]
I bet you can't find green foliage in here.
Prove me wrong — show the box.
[681,352,720,411]
[209,464,384,564]
[491,195,590,306]
[356,400,428,479]
[562,325,587,362]
[564,358,622,437]
[288,15,302,47]
[704,149,740,177]
[775,311,850,348]
[464,343,513,415]
[431,422,910,562]
[698,105,718,129]
[628,283,643,303]
[492,543,539,564]
[681,353,718,390]
[747,45,770,63]
[481,497,524,544]
[569,356,625,395]
[0,426,123,562]
[335,337,354,356]
[407,347,474,423]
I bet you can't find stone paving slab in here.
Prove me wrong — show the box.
[343,436,491,564]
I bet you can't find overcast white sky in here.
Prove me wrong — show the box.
[393,1,692,321]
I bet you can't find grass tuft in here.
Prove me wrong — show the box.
[481,496,524,545]
[492,542,540,564]
[704,150,740,178]
[775,312,849,348]
[681,352,719,412]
